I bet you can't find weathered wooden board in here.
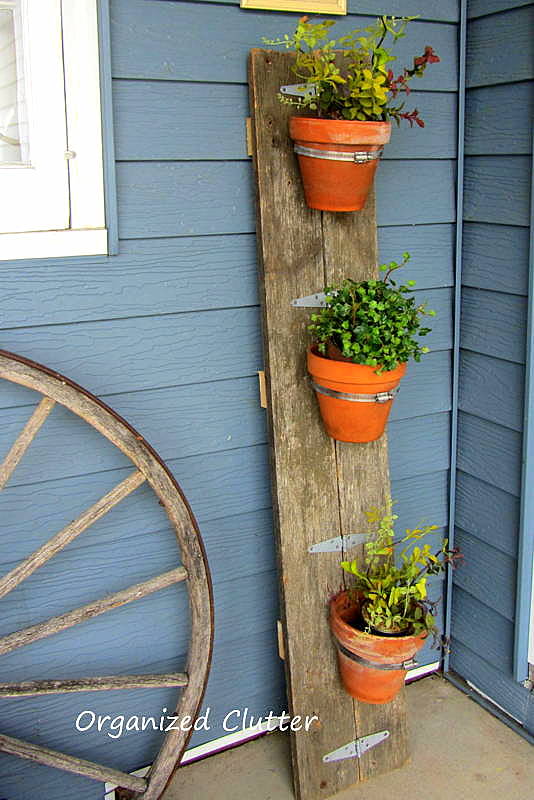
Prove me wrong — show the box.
[249,49,411,800]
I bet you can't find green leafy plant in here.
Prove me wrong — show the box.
[308,253,435,373]
[340,500,462,639]
[263,15,440,126]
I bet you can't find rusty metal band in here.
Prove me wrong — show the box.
[311,381,399,404]
[294,144,384,163]
[336,640,418,671]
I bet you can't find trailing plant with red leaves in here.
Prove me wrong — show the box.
[264,15,440,126]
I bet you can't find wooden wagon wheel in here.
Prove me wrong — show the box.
[0,349,214,800]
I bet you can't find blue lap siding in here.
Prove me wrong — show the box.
[0,1,461,796]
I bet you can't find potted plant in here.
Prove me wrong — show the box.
[307,253,434,442]
[330,502,462,704]
[263,15,440,211]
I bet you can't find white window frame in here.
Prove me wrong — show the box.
[0,0,108,260]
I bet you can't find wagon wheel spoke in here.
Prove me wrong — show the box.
[0,469,146,600]
[0,350,214,800]
[0,396,55,490]
[0,732,147,794]
[0,567,187,657]
[0,673,188,697]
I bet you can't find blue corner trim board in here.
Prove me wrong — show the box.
[514,123,534,683]
[97,0,119,255]
[444,0,467,673]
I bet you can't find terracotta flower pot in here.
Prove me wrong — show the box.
[307,345,406,443]
[289,117,391,212]
[330,591,426,704]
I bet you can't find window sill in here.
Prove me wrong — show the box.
[0,228,109,261]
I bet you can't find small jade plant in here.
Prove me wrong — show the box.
[308,253,435,373]
[263,15,440,126]
[341,501,462,639]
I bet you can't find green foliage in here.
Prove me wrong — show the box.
[340,499,462,638]
[308,253,435,373]
[263,15,440,126]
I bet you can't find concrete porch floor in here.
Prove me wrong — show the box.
[163,676,533,800]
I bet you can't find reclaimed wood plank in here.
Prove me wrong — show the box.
[249,48,411,800]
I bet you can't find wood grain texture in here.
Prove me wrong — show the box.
[455,470,520,558]
[462,222,530,296]
[453,528,517,621]
[0,397,55,489]
[459,350,524,432]
[0,733,147,794]
[249,49,411,800]
[0,568,187,656]
[113,80,456,162]
[0,471,146,600]
[0,672,188,697]
[457,411,522,497]
[464,156,531,227]
[465,83,534,156]
[460,287,527,364]
[111,1,458,88]
[115,160,456,240]
[466,6,534,87]
[188,0,460,20]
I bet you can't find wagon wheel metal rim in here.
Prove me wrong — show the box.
[0,349,215,800]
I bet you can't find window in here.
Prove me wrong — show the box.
[0,0,108,260]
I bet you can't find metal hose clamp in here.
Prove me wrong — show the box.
[311,381,399,404]
[294,144,384,163]
[336,641,418,671]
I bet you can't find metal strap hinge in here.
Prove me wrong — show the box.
[308,533,369,553]
[323,730,389,763]
[279,83,317,98]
